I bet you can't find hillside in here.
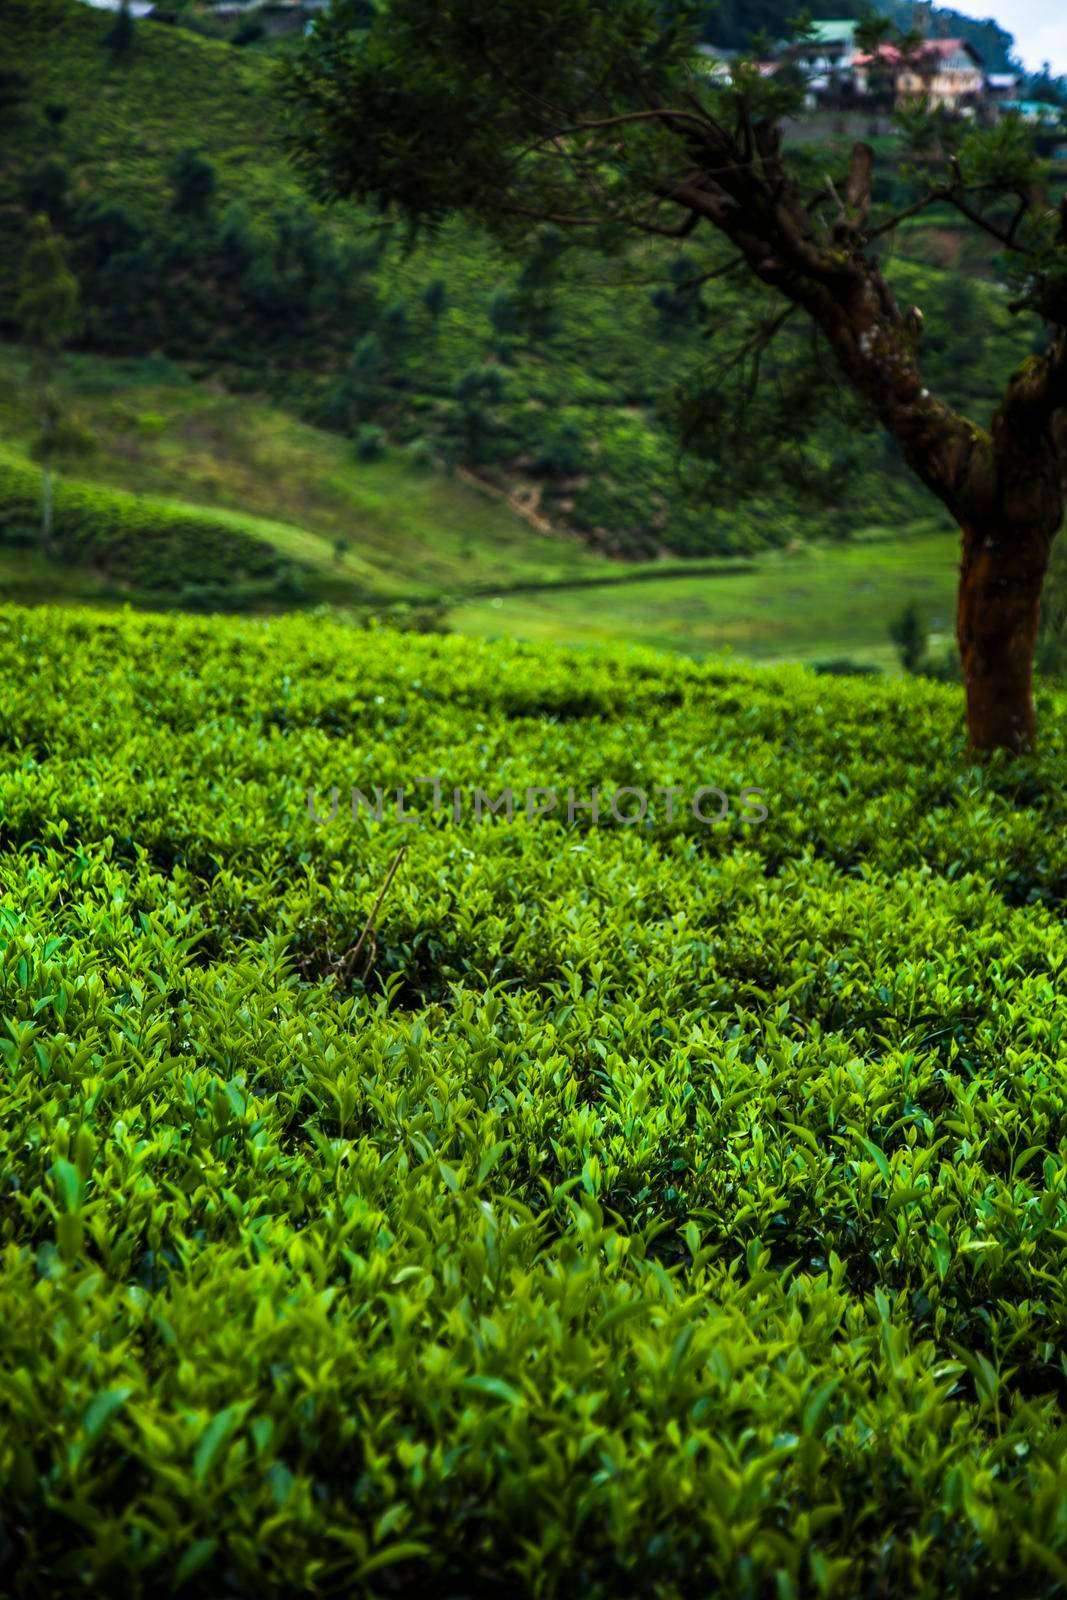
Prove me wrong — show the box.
[0,344,614,610]
[2,603,1067,1594]
[0,0,1036,569]
[0,343,961,663]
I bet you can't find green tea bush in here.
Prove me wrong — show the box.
[1,605,1067,1595]
[231,18,264,47]
[0,459,304,600]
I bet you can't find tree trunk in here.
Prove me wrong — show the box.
[956,522,1054,754]
[41,465,54,559]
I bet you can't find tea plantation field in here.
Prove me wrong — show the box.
[3,604,1067,1597]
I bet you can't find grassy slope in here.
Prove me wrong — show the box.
[453,528,960,667]
[0,343,959,663]
[0,345,613,600]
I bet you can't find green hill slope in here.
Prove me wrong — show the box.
[0,343,960,662]
[2,603,1067,1594]
[0,0,1036,564]
[0,344,615,609]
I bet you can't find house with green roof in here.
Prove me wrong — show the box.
[779,20,862,105]
[803,21,859,48]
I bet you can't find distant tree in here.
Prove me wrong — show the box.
[888,597,961,680]
[231,18,265,47]
[68,198,156,346]
[942,273,979,332]
[282,0,1067,752]
[354,423,386,461]
[327,332,384,428]
[488,287,520,337]
[70,198,147,269]
[422,277,447,320]
[889,600,927,674]
[218,201,258,271]
[382,299,409,341]
[331,0,378,27]
[454,365,505,460]
[860,42,900,114]
[21,155,70,224]
[650,252,704,330]
[352,331,382,374]
[44,102,69,131]
[532,421,585,477]
[103,0,136,59]
[927,274,985,391]
[513,227,568,343]
[16,217,82,556]
[0,69,30,123]
[168,148,216,216]
[1027,63,1067,110]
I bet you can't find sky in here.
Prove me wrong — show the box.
[951,3,1067,74]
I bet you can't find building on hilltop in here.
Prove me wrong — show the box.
[764,21,1034,122]
[780,20,863,107]
[852,38,985,114]
[896,38,985,113]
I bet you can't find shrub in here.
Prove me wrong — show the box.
[361,598,450,632]
[102,0,135,58]
[1,521,38,548]
[0,610,1065,1595]
[812,657,883,675]
[532,421,585,477]
[403,436,439,471]
[20,154,70,222]
[382,299,408,339]
[350,331,382,373]
[488,286,520,336]
[231,17,264,45]
[353,423,386,461]
[889,599,928,674]
[0,458,301,596]
[422,276,447,319]
[167,146,216,216]
[70,199,147,267]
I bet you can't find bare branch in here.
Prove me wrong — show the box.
[335,845,409,988]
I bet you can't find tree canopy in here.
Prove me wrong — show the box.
[280,0,1067,752]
